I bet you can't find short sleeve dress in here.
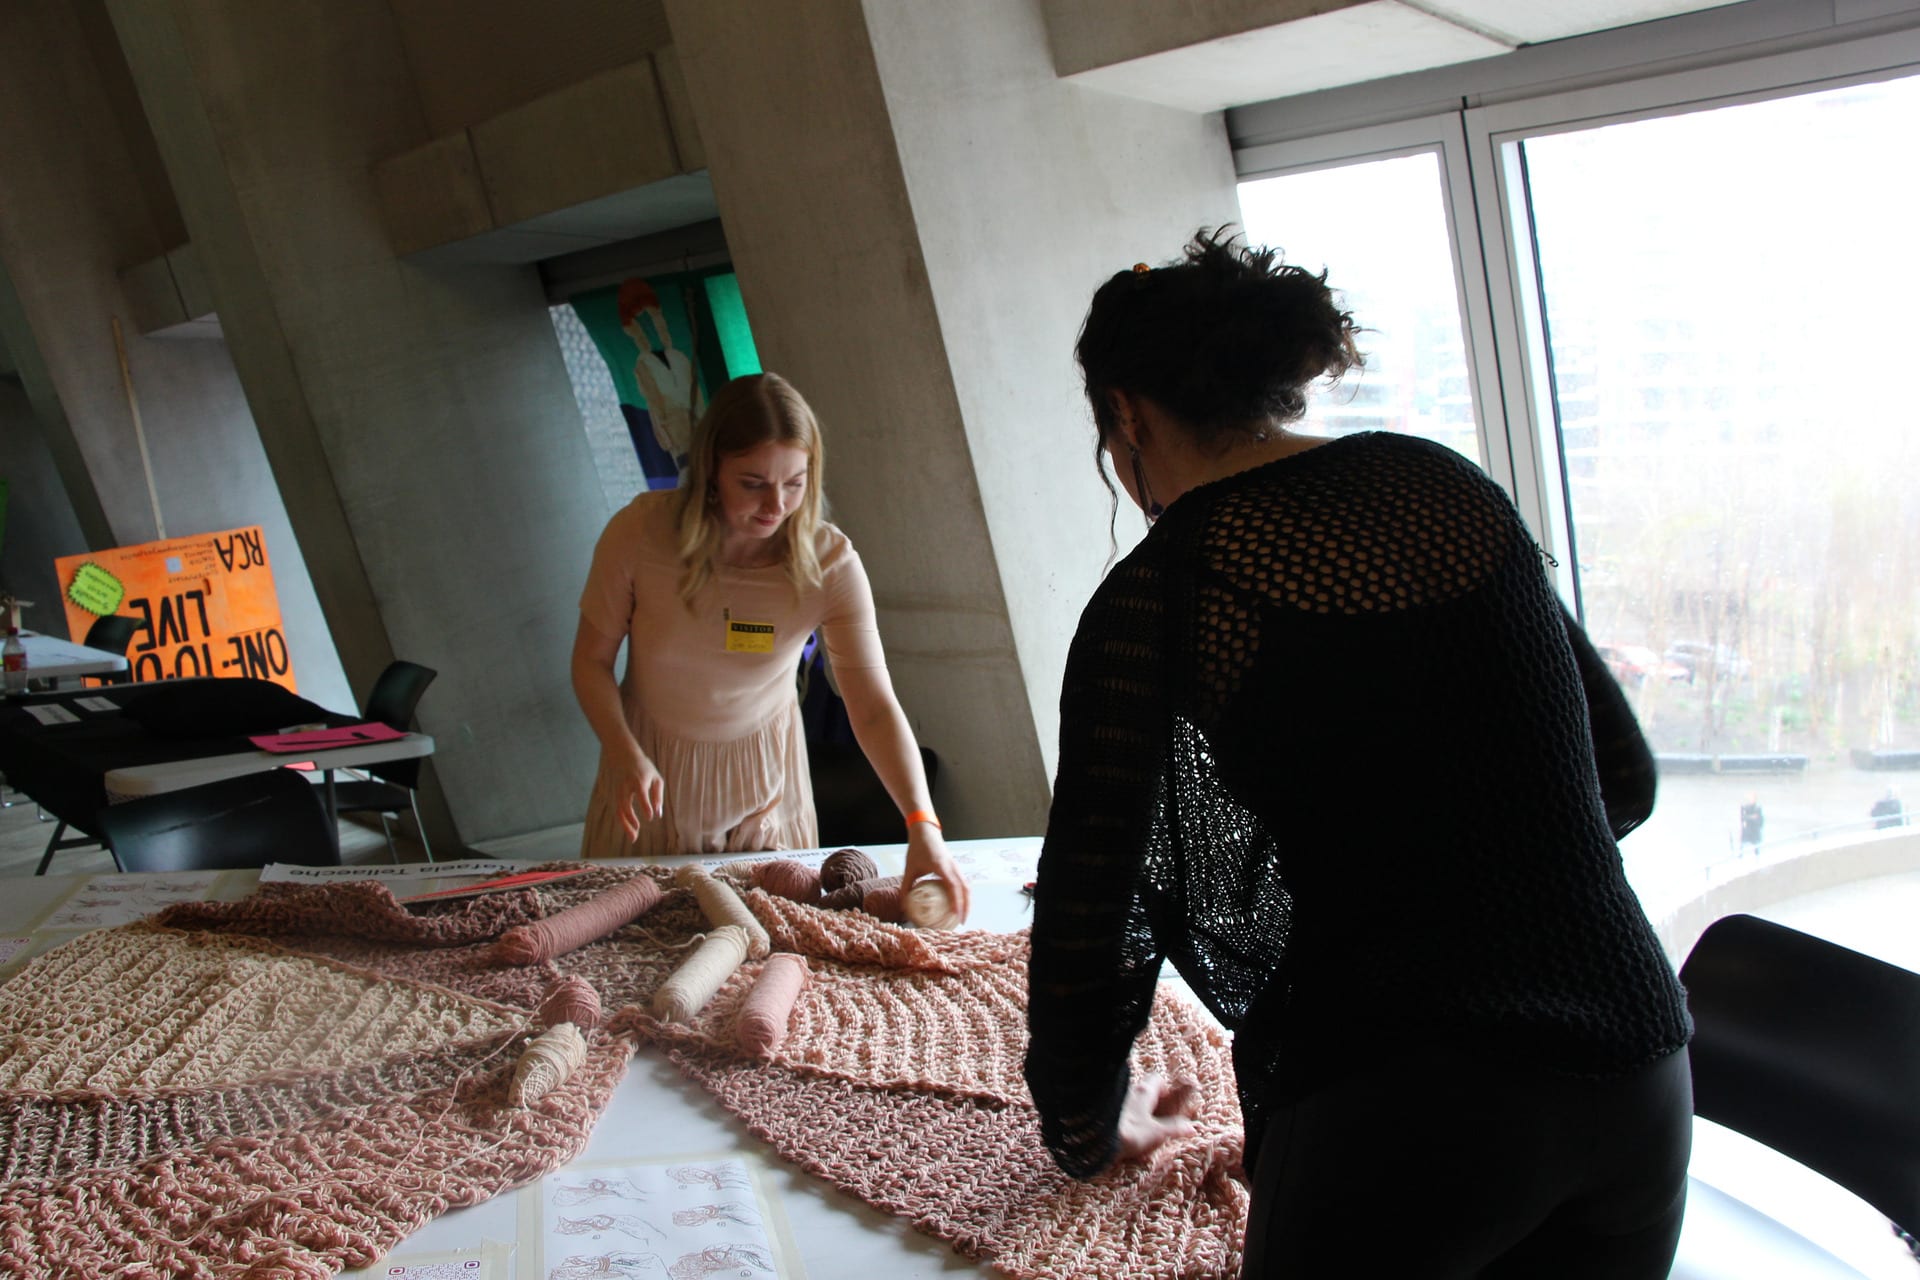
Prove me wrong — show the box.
[577,491,886,856]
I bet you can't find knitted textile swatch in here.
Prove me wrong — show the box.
[2,864,1245,1277]
[0,916,630,1278]
[621,889,1249,1278]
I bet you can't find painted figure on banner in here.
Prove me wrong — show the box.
[619,278,701,477]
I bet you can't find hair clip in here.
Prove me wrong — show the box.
[1131,262,1152,275]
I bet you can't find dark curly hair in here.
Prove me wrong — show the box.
[1076,227,1363,456]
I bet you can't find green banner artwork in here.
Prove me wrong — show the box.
[569,267,760,492]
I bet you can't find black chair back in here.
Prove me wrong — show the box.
[362,660,436,787]
[83,615,141,655]
[83,615,142,685]
[98,769,340,872]
[1680,913,1920,1232]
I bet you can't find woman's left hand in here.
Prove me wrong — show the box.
[903,821,971,925]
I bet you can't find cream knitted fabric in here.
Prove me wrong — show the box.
[0,918,629,1278]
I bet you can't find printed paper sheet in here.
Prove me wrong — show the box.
[532,1157,795,1280]
[36,871,223,930]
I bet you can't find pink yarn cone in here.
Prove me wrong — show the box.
[735,953,810,1056]
[492,876,664,965]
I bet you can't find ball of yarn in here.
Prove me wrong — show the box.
[820,873,894,910]
[820,847,879,893]
[903,879,961,931]
[735,953,809,1056]
[651,924,750,1023]
[862,884,905,923]
[674,865,771,960]
[537,975,602,1029]
[508,1021,587,1107]
[754,859,822,905]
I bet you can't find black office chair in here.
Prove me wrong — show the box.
[808,740,941,847]
[82,614,143,686]
[97,768,340,873]
[1679,913,1920,1239]
[329,660,436,863]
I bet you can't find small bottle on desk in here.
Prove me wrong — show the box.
[2,626,25,696]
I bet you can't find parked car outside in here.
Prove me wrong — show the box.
[1597,643,1691,686]
[1664,640,1751,683]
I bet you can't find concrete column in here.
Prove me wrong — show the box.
[0,373,89,619]
[106,0,612,845]
[0,0,346,708]
[666,0,1237,834]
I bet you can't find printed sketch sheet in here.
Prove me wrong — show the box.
[527,1155,799,1280]
[339,1240,511,1280]
[36,871,224,930]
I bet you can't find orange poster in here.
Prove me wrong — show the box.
[54,526,297,691]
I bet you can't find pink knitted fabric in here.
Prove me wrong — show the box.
[6,864,1245,1277]
[621,889,1249,1278]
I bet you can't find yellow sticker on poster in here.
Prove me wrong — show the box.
[54,526,297,691]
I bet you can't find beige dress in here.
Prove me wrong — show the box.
[577,491,886,857]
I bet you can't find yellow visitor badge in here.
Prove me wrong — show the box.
[724,610,776,653]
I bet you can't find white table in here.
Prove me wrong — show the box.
[8,631,129,689]
[0,840,1896,1279]
[103,728,434,863]
[102,730,434,799]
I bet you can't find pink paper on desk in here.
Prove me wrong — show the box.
[248,722,406,753]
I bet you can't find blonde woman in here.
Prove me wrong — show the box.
[572,373,969,917]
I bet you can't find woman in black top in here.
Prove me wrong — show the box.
[1024,231,1693,1277]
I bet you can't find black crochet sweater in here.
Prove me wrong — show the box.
[1024,432,1692,1179]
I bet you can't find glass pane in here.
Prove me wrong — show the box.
[1520,72,1920,912]
[1238,152,1479,461]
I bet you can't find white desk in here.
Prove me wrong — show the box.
[0,840,1896,1279]
[8,631,129,689]
[102,730,434,798]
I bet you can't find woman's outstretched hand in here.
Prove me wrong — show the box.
[607,742,664,842]
[903,821,971,925]
[1116,1072,1198,1161]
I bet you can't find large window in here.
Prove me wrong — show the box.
[1239,152,1479,461]
[1237,42,1920,917]
[1515,73,1920,908]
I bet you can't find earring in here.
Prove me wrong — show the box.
[1128,444,1165,523]
[706,485,718,506]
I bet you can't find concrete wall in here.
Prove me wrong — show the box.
[106,0,614,844]
[664,0,1046,835]
[0,0,345,701]
[1044,0,1364,74]
[863,0,1241,777]
[668,0,1238,834]
[0,376,88,623]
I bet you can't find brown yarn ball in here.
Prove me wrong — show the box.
[819,881,866,911]
[820,847,879,893]
[537,974,603,1029]
[863,884,905,923]
[755,859,822,905]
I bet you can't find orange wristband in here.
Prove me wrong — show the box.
[904,809,942,830]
